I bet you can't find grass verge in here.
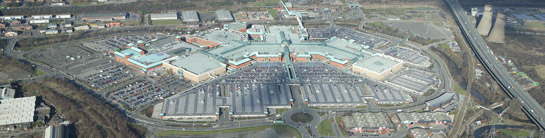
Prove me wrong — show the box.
[151,19,182,25]
[334,116,349,137]
[499,129,530,137]
[318,118,335,136]
[454,83,466,95]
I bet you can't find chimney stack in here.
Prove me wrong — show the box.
[477,4,494,36]
[488,13,506,43]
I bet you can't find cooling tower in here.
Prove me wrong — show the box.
[477,4,494,36]
[488,13,506,43]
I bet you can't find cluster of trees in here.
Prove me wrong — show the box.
[16,26,182,49]
[20,78,146,137]
[0,56,35,74]
[488,34,545,108]
[364,22,443,45]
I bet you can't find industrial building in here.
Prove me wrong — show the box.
[352,56,404,81]
[55,14,71,19]
[73,25,89,31]
[44,121,71,138]
[182,11,200,22]
[425,92,455,111]
[0,96,36,126]
[0,15,24,20]
[81,12,126,22]
[114,47,171,73]
[342,113,395,133]
[0,86,15,99]
[162,52,226,82]
[45,29,59,35]
[216,10,234,22]
[31,14,53,19]
[29,19,49,24]
[396,112,452,126]
[150,13,178,20]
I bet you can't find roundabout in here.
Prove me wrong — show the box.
[290,112,314,123]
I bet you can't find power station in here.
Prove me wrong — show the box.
[477,4,494,36]
[488,13,506,43]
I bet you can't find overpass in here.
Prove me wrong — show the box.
[444,0,545,130]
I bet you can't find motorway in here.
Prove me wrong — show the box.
[444,0,545,130]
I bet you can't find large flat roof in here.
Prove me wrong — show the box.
[354,56,400,74]
[216,10,233,21]
[0,96,35,125]
[150,13,178,19]
[171,52,224,75]
[82,12,126,18]
[182,11,199,21]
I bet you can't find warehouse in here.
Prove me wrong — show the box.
[0,15,24,20]
[44,121,70,138]
[162,52,226,82]
[81,12,126,22]
[150,13,178,20]
[182,11,200,22]
[352,56,404,81]
[0,96,36,126]
[73,25,89,31]
[425,92,455,111]
[31,14,53,19]
[342,113,395,133]
[29,19,49,24]
[216,10,234,22]
[55,14,71,19]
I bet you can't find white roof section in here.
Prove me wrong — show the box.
[0,96,36,125]
[354,56,401,74]
[171,52,224,75]
[150,13,178,20]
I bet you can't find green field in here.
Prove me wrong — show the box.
[525,22,545,29]
[499,129,530,138]
[268,9,278,20]
[275,108,290,114]
[253,0,278,7]
[73,2,88,6]
[334,116,349,137]
[318,119,335,136]
[157,125,301,138]
[151,19,182,25]
[454,83,466,95]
